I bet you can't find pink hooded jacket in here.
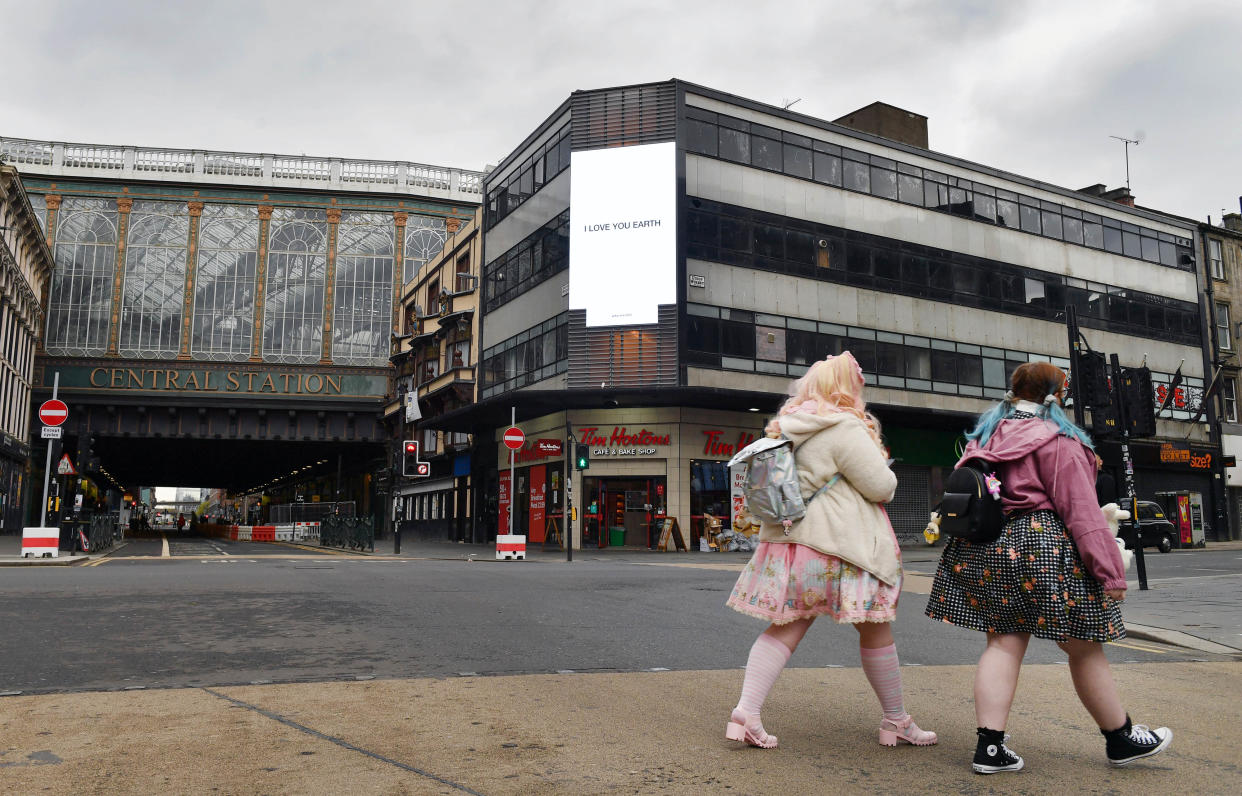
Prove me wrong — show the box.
[959,416,1127,591]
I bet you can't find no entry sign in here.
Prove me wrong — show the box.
[502,426,525,450]
[38,399,68,426]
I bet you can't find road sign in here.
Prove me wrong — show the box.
[502,426,525,450]
[41,426,63,439]
[56,453,77,475]
[38,399,68,426]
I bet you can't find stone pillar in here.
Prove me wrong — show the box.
[392,211,408,336]
[36,195,61,355]
[179,201,204,359]
[106,197,133,357]
[249,205,273,362]
[319,208,341,365]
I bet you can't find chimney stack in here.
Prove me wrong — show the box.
[1224,213,1242,232]
[832,102,928,149]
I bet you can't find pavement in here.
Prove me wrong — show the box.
[1,532,1239,794]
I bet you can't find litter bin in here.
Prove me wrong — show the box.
[608,526,626,547]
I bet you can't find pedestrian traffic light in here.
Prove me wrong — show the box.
[574,443,590,470]
[402,440,429,477]
[1076,350,1111,409]
[1121,367,1156,438]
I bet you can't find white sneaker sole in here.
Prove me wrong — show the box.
[1108,730,1172,767]
[972,758,1024,774]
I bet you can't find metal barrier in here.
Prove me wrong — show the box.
[320,515,374,552]
[269,501,356,524]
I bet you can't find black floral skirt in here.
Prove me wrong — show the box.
[925,509,1124,642]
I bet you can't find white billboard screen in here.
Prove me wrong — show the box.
[569,141,676,327]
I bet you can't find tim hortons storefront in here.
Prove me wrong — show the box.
[494,408,765,550]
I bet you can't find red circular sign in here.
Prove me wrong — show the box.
[502,426,525,450]
[39,399,69,426]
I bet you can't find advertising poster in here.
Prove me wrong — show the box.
[498,470,511,535]
[529,467,546,543]
[569,141,676,327]
[1176,494,1192,545]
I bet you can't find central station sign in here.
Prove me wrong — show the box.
[42,364,389,400]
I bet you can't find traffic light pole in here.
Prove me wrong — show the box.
[564,417,573,563]
[40,372,59,527]
[1110,353,1149,591]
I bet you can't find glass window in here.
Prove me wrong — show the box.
[719,127,750,164]
[687,210,718,246]
[848,339,876,372]
[1062,216,1084,245]
[869,166,898,200]
[931,349,955,382]
[1223,378,1237,424]
[45,197,118,356]
[1122,231,1142,259]
[264,207,328,363]
[924,180,950,212]
[876,342,902,376]
[996,198,1018,229]
[1083,218,1104,248]
[783,143,812,179]
[905,347,931,380]
[719,215,751,252]
[118,200,189,359]
[873,248,899,282]
[843,159,870,192]
[958,355,983,386]
[1159,240,1177,268]
[752,135,782,171]
[1019,204,1042,234]
[721,320,755,358]
[973,193,996,223]
[812,152,842,186]
[686,119,718,156]
[1140,235,1160,263]
[752,223,784,258]
[785,229,815,266]
[193,204,259,361]
[898,173,922,205]
[1216,302,1232,350]
[786,328,824,365]
[1210,239,1224,279]
[1102,225,1123,254]
[332,211,395,366]
[403,215,448,283]
[983,357,1007,388]
[1040,210,1063,240]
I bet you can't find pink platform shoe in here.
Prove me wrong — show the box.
[725,709,778,748]
[878,714,938,747]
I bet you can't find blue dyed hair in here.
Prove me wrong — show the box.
[966,395,1094,450]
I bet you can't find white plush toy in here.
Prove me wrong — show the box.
[1099,502,1134,570]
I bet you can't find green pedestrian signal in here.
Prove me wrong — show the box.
[574,443,590,470]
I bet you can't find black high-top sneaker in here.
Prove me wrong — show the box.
[1102,716,1172,767]
[972,728,1024,774]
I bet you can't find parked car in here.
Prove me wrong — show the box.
[1132,500,1177,554]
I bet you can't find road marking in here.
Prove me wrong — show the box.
[1107,640,1168,654]
[161,534,169,558]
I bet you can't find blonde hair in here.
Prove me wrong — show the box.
[765,351,883,448]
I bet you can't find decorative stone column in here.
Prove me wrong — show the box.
[178,201,204,359]
[319,208,341,365]
[35,195,61,355]
[392,211,408,336]
[105,197,133,357]
[249,205,273,362]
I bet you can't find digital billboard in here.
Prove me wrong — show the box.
[569,141,676,327]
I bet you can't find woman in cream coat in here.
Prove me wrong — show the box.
[724,352,936,749]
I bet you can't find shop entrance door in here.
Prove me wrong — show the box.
[585,476,666,548]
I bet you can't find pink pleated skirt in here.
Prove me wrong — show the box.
[726,541,901,625]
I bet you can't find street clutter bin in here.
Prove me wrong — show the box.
[609,526,626,547]
[21,527,59,558]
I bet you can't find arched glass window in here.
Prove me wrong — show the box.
[46,197,118,356]
[333,212,394,365]
[263,207,327,363]
[403,216,447,283]
[192,204,260,361]
[119,201,188,359]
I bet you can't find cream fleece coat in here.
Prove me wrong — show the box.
[758,412,901,585]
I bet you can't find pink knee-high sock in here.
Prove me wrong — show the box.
[735,633,793,717]
[860,643,906,720]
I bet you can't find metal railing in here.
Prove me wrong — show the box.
[320,515,374,551]
[269,501,355,524]
[0,136,486,201]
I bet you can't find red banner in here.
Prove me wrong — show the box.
[529,467,546,543]
[498,470,511,534]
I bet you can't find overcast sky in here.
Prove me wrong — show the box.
[4,0,1239,223]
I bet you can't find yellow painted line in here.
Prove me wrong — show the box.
[1107,640,1168,654]
[161,534,169,558]
[86,557,109,567]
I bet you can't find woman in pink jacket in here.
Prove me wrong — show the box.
[926,362,1171,773]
